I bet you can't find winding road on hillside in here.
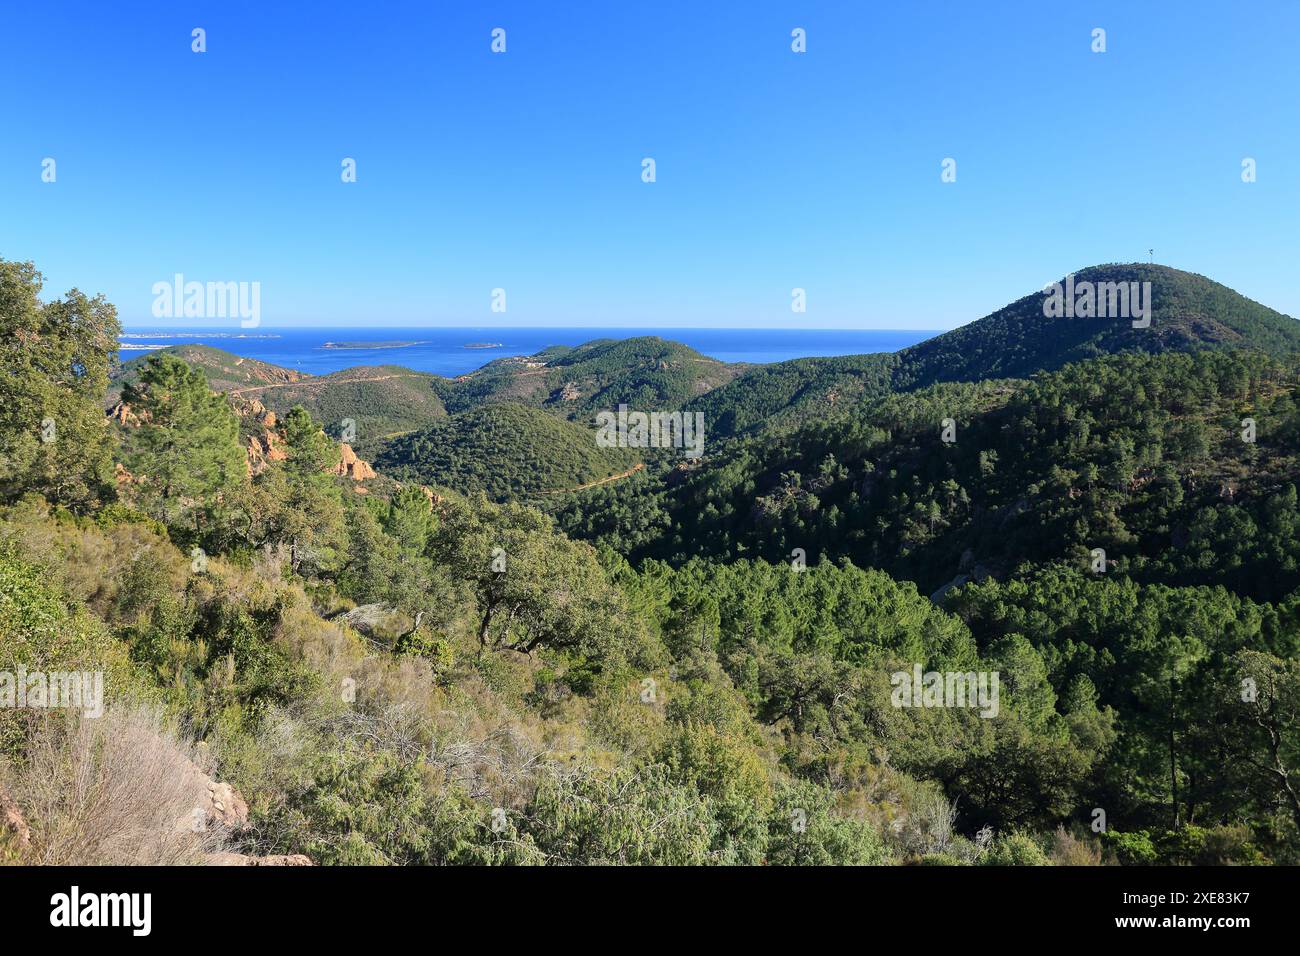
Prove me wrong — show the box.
[541,462,645,494]
[227,372,431,396]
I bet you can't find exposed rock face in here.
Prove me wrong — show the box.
[246,431,288,476]
[0,782,31,852]
[107,400,144,427]
[665,459,701,487]
[173,754,251,832]
[337,602,412,642]
[334,442,376,481]
[244,397,278,430]
[204,779,250,830]
[178,747,315,866]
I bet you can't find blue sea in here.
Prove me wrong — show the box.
[117,327,939,378]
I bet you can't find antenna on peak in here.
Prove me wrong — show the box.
[1148,248,1154,264]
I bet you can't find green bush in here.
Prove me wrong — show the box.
[1098,829,1158,865]
[981,831,1052,866]
[765,779,889,865]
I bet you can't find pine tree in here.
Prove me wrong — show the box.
[0,259,120,510]
[121,353,246,529]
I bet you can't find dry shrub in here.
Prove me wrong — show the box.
[1049,826,1106,866]
[825,755,960,860]
[2,707,230,865]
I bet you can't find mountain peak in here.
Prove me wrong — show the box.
[897,264,1299,387]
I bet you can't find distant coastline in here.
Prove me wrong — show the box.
[120,332,281,340]
[113,327,938,379]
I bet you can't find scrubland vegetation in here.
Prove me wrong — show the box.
[3,258,1298,865]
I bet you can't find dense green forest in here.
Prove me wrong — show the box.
[557,350,1300,601]
[375,403,642,499]
[3,256,1298,866]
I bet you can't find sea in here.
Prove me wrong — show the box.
[116,327,940,378]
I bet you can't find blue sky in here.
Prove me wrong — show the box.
[2,0,1297,329]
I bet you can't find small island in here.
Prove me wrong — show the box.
[321,340,427,350]
[464,342,503,349]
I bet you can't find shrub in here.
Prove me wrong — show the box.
[1049,826,1105,866]
[1098,829,1158,865]
[1155,825,1266,866]
[523,763,711,865]
[765,779,890,865]
[1,708,229,865]
[981,830,1052,866]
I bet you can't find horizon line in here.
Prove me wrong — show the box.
[117,324,953,333]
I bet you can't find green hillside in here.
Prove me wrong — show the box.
[111,343,308,398]
[557,348,1300,600]
[112,347,447,451]
[686,353,899,438]
[374,402,642,499]
[7,255,1300,868]
[443,336,739,418]
[238,365,448,451]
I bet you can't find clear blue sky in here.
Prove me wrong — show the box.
[2,0,1297,329]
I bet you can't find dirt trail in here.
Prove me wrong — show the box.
[541,462,645,494]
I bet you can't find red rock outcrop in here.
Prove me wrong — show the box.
[107,399,143,427]
[112,392,379,484]
[245,430,289,476]
[334,442,376,481]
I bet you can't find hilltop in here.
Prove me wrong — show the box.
[444,336,740,418]
[894,263,1300,387]
[110,344,308,398]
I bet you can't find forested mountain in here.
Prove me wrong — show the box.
[4,256,1299,868]
[894,263,1300,387]
[687,264,1300,439]
[686,353,900,439]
